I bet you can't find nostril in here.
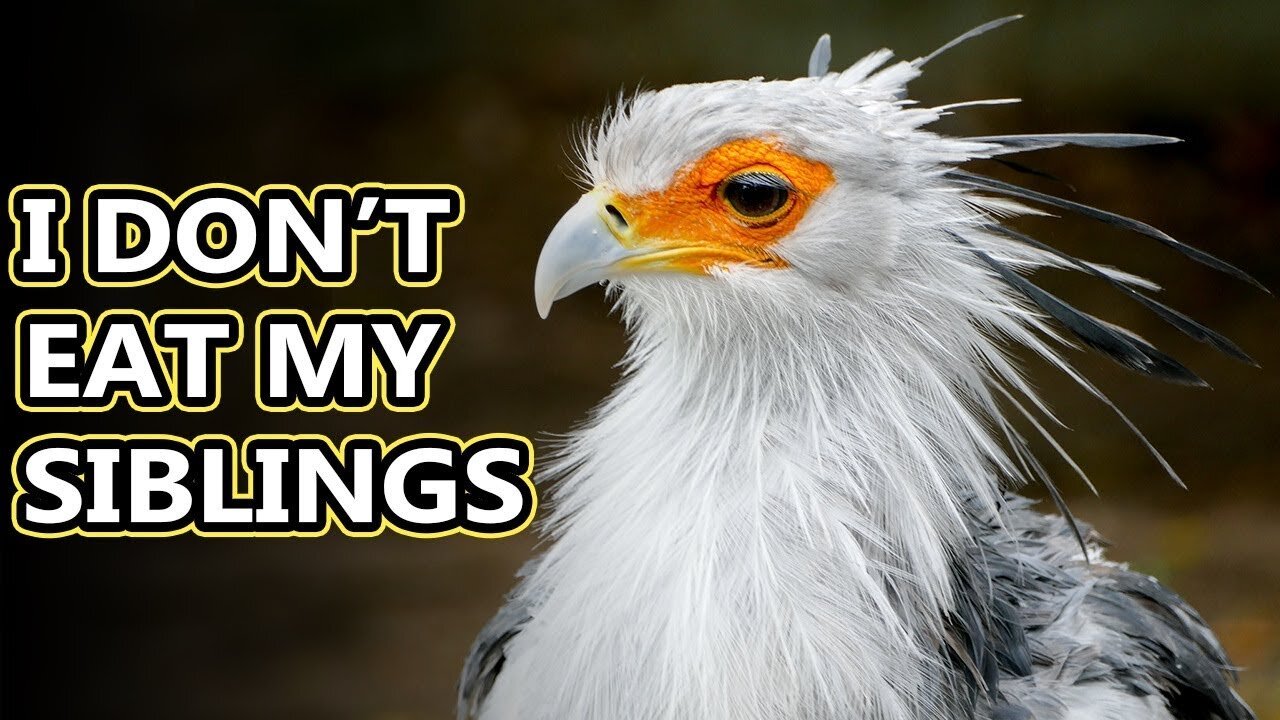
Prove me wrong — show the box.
[604,203,629,230]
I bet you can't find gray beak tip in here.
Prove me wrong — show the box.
[533,193,634,319]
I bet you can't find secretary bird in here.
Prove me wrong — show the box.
[460,18,1260,720]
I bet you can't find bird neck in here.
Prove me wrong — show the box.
[581,278,1009,576]
[528,279,1011,718]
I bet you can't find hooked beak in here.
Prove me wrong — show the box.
[535,190,773,317]
[534,192,637,319]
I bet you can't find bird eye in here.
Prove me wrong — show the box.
[718,171,794,224]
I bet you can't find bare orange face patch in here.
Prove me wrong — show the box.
[607,138,834,274]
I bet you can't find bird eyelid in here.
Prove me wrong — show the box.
[720,166,796,191]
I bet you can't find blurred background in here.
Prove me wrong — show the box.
[3,1,1277,718]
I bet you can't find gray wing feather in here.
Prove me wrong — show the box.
[1088,568,1254,720]
[456,595,532,719]
[953,494,1254,720]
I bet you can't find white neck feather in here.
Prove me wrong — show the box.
[484,270,1032,720]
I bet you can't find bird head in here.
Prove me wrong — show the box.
[534,46,932,321]
[534,19,1259,398]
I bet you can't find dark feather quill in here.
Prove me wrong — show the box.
[954,236,1207,386]
[984,224,1257,365]
[947,169,1269,293]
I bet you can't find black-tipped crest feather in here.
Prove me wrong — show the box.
[947,169,1269,292]
[984,224,1257,365]
[955,236,1207,386]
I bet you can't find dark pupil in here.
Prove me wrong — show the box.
[724,174,789,218]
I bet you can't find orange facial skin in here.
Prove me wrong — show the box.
[609,138,835,274]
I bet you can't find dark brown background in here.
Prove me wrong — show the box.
[3,1,1278,718]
